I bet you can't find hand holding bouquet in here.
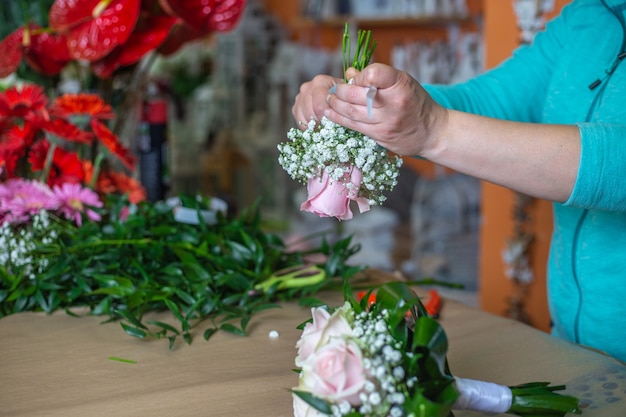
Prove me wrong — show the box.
[278,25,403,221]
[292,282,581,417]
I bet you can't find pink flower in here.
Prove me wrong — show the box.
[296,304,355,366]
[298,336,367,406]
[296,307,331,366]
[293,303,366,411]
[52,183,103,226]
[300,166,370,221]
[0,179,59,224]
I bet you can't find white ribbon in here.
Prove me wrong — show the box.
[453,377,513,413]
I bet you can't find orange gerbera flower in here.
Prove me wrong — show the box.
[0,84,49,122]
[51,93,115,120]
[90,119,136,170]
[109,170,146,204]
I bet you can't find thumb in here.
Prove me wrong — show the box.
[345,67,360,80]
[352,63,399,90]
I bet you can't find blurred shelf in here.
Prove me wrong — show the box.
[294,15,473,29]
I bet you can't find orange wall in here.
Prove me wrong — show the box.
[479,0,570,332]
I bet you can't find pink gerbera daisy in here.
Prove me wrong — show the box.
[0,178,59,224]
[52,182,103,226]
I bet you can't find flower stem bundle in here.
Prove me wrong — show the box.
[292,281,581,417]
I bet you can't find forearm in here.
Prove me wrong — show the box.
[424,110,581,202]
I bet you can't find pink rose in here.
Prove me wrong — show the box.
[298,337,367,406]
[300,166,370,221]
[295,305,353,366]
[296,307,331,366]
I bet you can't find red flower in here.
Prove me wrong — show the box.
[40,118,94,144]
[91,14,177,78]
[90,119,136,170]
[158,0,246,33]
[0,84,49,122]
[0,25,70,78]
[49,0,142,62]
[27,139,50,172]
[20,138,85,186]
[50,93,115,120]
[85,160,145,203]
[48,146,85,186]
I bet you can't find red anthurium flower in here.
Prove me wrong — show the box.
[90,119,136,170]
[0,84,49,122]
[50,93,115,120]
[157,23,202,56]
[41,118,94,144]
[0,29,24,78]
[91,14,178,78]
[0,25,71,78]
[159,0,246,33]
[23,27,72,76]
[50,0,142,62]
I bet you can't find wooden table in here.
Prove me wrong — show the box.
[1,290,624,417]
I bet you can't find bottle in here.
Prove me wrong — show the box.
[138,82,169,202]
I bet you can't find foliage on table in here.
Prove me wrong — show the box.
[1,193,364,349]
[292,281,581,417]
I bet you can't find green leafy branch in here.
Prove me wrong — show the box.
[0,195,363,349]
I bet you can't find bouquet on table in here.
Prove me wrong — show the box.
[278,25,403,221]
[292,282,581,417]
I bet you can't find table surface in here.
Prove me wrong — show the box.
[1,288,625,417]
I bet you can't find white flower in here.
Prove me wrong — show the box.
[278,117,403,207]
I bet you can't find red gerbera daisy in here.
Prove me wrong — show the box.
[90,119,137,170]
[40,118,94,144]
[50,93,115,120]
[27,139,51,172]
[48,146,86,186]
[0,84,49,122]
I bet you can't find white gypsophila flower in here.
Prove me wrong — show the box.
[278,116,403,206]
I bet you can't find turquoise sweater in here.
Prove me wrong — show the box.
[425,0,626,362]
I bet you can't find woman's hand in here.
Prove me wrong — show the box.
[324,63,449,157]
[291,74,343,128]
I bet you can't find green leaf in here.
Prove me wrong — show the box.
[146,320,180,335]
[120,322,147,339]
[220,322,246,337]
[203,327,218,341]
[292,390,332,415]
[114,309,148,330]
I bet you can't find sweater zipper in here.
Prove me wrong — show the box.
[571,0,626,344]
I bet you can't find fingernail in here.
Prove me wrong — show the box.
[325,94,332,104]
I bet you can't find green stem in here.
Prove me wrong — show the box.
[90,152,105,189]
[40,142,57,184]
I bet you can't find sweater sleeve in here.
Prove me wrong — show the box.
[423,1,573,122]
[564,123,626,211]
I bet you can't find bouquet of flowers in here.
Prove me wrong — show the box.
[292,282,581,417]
[278,25,403,221]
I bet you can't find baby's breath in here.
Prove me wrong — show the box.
[278,117,402,206]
